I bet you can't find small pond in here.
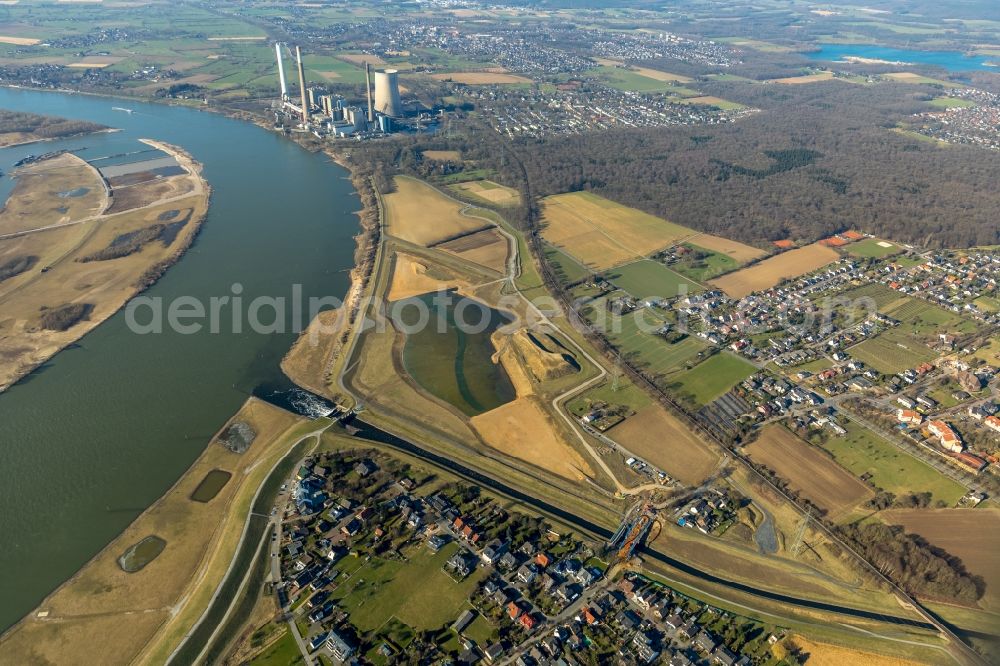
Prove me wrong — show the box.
[117,535,166,573]
[190,469,232,503]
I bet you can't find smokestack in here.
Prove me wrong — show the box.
[295,45,308,126]
[275,42,287,99]
[365,62,374,124]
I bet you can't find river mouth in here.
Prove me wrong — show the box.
[396,290,516,417]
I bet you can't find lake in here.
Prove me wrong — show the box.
[397,291,516,416]
[0,88,360,632]
[809,43,997,72]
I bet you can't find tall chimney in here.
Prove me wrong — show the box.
[295,45,308,126]
[275,42,287,99]
[365,62,374,124]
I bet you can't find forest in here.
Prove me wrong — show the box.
[355,78,1000,249]
[0,110,105,141]
[510,81,1000,248]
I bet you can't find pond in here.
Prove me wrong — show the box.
[190,469,233,503]
[117,535,167,573]
[397,290,516,416]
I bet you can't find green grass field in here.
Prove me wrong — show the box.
[251,629,303,666]
[885,298,980,336]
[837,283,908,310]
[329,542,486,633]
[605,260,703,299]
[848,329,938,374]
[582,300,709,377]
[927,97,977,109]
[567,376,653,417]
[545,245,591,284]
[671,243,741,281]
[820,422,967,505]
[848,238,903,258]
[594,66,675,92]
[671,352,756,406]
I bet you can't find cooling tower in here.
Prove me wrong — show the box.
[373,69,403,118]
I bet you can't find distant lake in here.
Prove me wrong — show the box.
[809,43,997,72]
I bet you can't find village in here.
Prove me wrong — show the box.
[261,448,794,665]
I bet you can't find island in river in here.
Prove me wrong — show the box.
[0,108,108,148]
[0,132,209,391]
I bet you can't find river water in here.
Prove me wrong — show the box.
[0,88,360,632]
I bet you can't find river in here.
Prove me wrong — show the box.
[0,88,360,632]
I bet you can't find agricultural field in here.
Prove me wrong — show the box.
[818,422,967,505]
[593,65,686,92]
[421,150,462,162]
[837,283,909,311]
[330,541,486,632]
[607,405,720,485]
[848,329,938,374]
[605,260,703,299]
[884,297,980,337]
[848,238,903,258]
[710,243,841,298]
[884,72,959,87]
[767,71,835,84]
[434,228,508,273]
[383,176,490,246]
[746,425,874,518]
[676,96,746,111]
[449,179,520,206]
[687,235,766,264]
[670,352,757,406]
[470,396,595,482]
[927,97,978,109]
[386,252,471,302]
[430,71,531,84]
[540,192,698,270]
[879,508,1000,607]
[595,59,693,83]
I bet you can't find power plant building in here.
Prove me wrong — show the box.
[373,69,403,118]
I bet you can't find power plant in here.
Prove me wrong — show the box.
[295,45,309,126]
[271,44,418,138]
[275,42,288,100]
[373,69,403,118]
[365,62,375,124]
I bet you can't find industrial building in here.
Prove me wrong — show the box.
[271,44,413,138]
[373,69,403,118]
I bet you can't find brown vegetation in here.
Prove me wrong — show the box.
[745,425,873,517]
[710,243,840,298]
[471,396,594,481]
[39,302,92,331]
[607,405,720,485]
[383,176,490,246]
